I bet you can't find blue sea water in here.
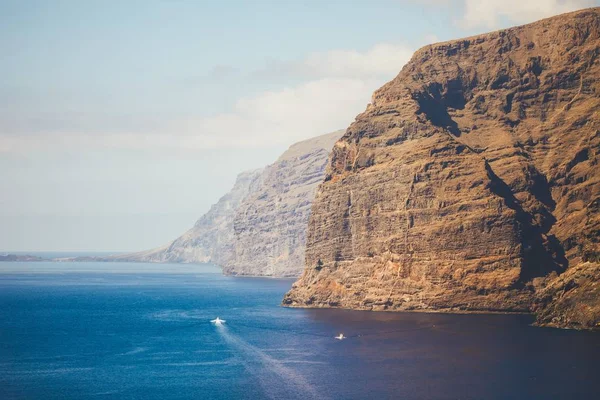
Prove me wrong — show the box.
[1,262,599,400]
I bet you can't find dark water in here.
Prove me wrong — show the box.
[1,262,599,400]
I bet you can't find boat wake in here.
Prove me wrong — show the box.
[215,324,328,400]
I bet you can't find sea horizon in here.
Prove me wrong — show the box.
[2,260,599,399]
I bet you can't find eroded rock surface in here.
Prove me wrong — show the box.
[113,169,264,265]
[115,130,342,277]
[533,262,600,330]
[284,9,600,329]
[223,130,343,277]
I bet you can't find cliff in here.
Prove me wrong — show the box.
[223,130,343,277]
[114,130,342,277]
[112,169,264,265]
[284,8,600,330]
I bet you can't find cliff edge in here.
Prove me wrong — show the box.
[114,130,342,277]
[224,130,343,277]
[111,168,264,265]
[284,8,600,330]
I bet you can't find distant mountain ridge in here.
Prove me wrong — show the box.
[111,168,264,266]
[0,254,46,262]
[112,130,343,277]
[224,130,344,277]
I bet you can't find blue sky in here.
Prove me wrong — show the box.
[1,0,598,252]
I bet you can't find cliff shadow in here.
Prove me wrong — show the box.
[484,161,568,283]
[413,90,461,136]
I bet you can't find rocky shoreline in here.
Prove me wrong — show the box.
[284,8,600,331]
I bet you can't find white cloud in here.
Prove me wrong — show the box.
[423,33,441,45]
[0,78,378,153]
[299,43,415,79]
[460,0,595,29]
[181,78,380,148]
[255,43,414,81]
[1,43,415,154]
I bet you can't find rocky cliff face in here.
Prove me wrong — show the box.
[284,9,600,330]
[115,130,342,277]
[223,130,343,277]
[113,169,264,265]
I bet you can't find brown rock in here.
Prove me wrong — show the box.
[533,262,600,330]
[284,8,600,329]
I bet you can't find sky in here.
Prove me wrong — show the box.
[1,0,598,252]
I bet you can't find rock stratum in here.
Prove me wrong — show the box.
[113,169,264,265]
[116,130,342,277]
[284,9,600,330]
[223,131,343,277]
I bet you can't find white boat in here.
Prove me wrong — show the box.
[211,317,226,325]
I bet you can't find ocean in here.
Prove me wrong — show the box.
[1,261,599,400]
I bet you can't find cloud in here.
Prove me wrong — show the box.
[0,78,378,153]
[1,43,415,154]
[191,77,380,147]
[459,0,596,29]
[255,43,414,81]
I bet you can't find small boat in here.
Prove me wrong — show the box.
[335,333,346,340]
[211,317,226,325]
